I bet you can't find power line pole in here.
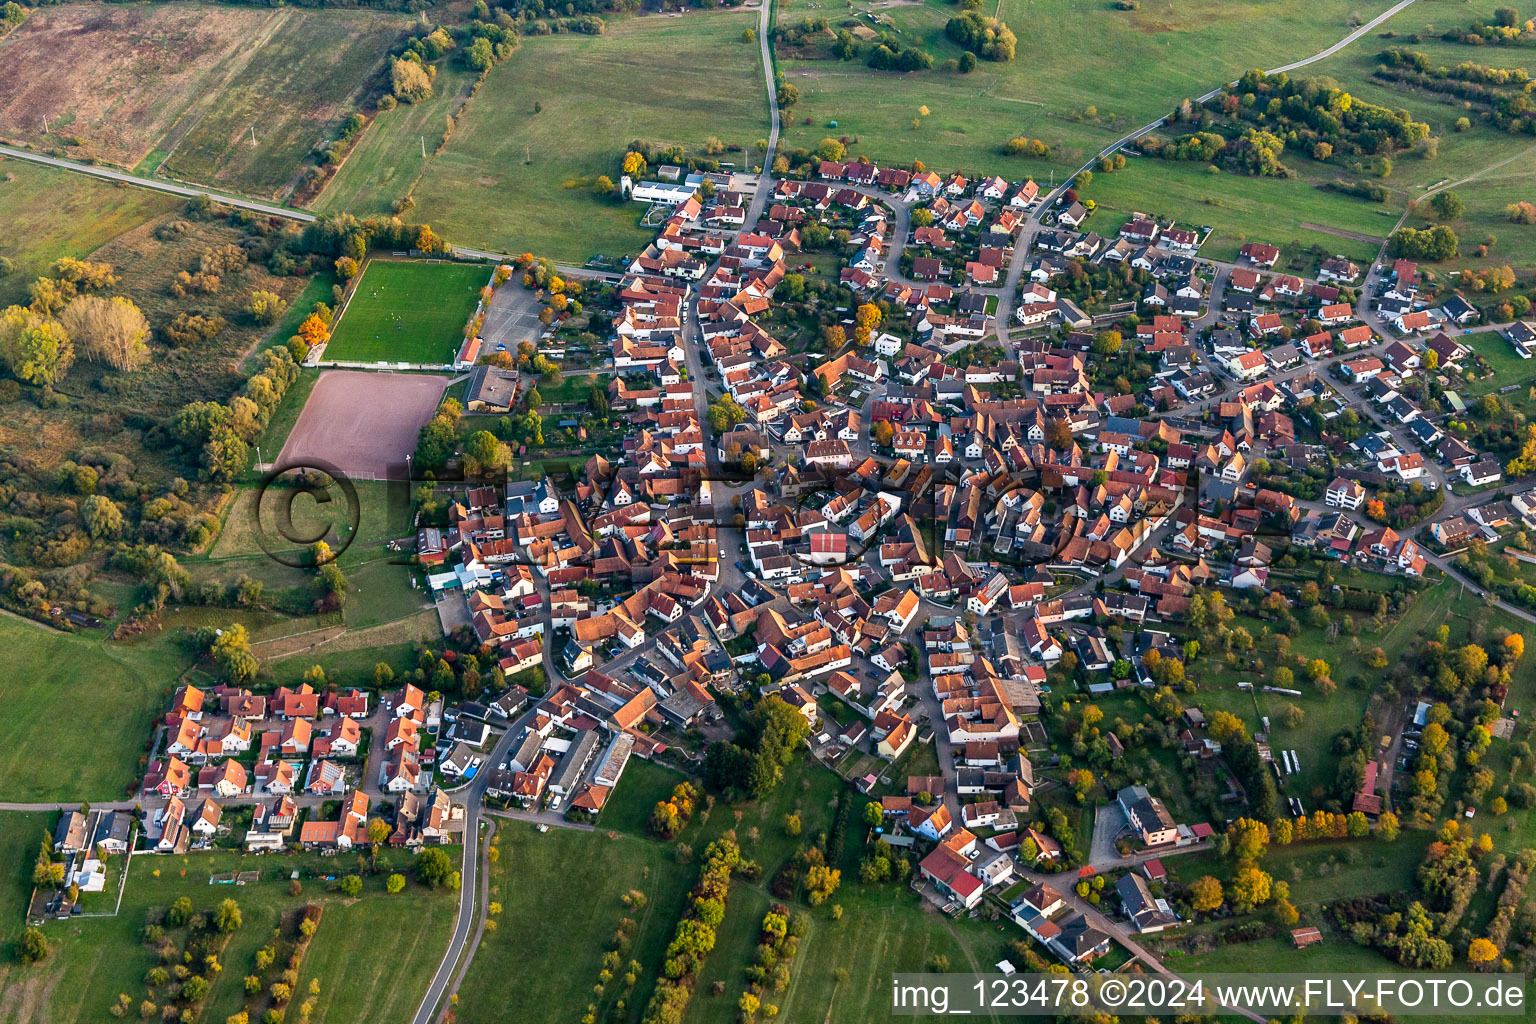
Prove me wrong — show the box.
[41,115,48,133]
[421,135,426,159]
[250,125,257,146]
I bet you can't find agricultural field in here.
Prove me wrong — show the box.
[0,4,278,168]
[314,65,481,219]
[0,160,179,306]
[0,835,457,1024]
[324,260,488,364]
[404,10,770,261]
[774,0,1391,177]
[159,10,409,199]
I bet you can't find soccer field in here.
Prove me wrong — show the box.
[324,260,488,364]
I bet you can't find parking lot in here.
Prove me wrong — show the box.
[480,280,547,353]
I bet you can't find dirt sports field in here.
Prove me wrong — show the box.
[0,4,277,167]
[277,370,445,480]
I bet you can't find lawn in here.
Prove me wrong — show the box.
[300,885,456,1024]
[159,10,408,200]
[769,890,1015,1024]
[0,838,458,1024]
[774,0,1391,181]
[1465,331,1536,396]
[324,260,489,364]
[208,479,412,563]
[405,10,770,261]
[0,160,178,306]
[0,617,195,802]
[1164,833,1431,909]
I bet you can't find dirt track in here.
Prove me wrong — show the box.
[276,369,445,479]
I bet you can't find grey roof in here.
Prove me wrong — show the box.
[551,729,602,793]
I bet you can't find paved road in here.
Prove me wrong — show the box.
[410,702,539,1024]
[750,0,780,226]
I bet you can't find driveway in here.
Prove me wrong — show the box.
[1089,802,1127,866]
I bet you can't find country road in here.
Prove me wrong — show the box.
[0,144,608,281]
[0,143,320,221]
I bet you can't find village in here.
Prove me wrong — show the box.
[20,135,1536,1021]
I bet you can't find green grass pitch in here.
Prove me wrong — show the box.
[323,260,488,364]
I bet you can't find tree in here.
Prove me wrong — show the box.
[862,802,882,827]
[215,898,242,933]
[621,151,647,177]
[1378,810,1400,841]
[82,494,125,539]
[390,58,432,103]
[297,314,330,351]
[244,290,289,326]
[386,873,406,894]
[465,37,495,72]
[60,295,149,371]
[463,430,512,475]
[0,305,73,386]
[1430,190,1465,222]
[1092,330,1122,356]
[210,624,258,684]
[1229,863,1272,911]
[853,303,882,345]
[707,395,748,433]
[417,847,455,888]
[594,175,615,197]
[872,420,895,446]
[1189,875,1223,912]
[18,927,48,964]
[1469,937,1499,967]
[1227,818,1269,860]
[944,11,1016,60]
[338,875,363,897]
[1046,418,1073,449]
